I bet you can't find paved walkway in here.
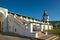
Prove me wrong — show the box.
[0,35,30,40]
[0,32,60,40]
[0,32,31,40]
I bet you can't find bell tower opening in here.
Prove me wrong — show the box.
[0,12,4,32]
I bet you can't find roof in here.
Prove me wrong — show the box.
[43,10,48,16]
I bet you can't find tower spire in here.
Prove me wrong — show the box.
[43,10,49,23]
[43,10,48,16]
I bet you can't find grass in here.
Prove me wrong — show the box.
[48,29,60,35]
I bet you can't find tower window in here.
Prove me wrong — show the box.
[15,28,16,32]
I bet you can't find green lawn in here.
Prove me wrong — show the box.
[48,29,60,35]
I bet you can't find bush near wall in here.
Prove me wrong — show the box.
[48,29,60,35]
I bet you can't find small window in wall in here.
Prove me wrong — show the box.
[15,28,16,32]
[33,25,36,31]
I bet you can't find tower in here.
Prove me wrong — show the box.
[0,5,8,32]
[43,10,49,23]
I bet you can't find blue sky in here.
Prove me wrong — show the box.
[0,0,60,21]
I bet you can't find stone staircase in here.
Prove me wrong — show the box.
[46,35,59,40]
[32,31,45,38]
[38,34,59,40]
[32,31,59,40]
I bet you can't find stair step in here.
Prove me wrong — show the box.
[32,31,45,38]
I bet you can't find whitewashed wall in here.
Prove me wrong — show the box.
[41,24,53,32]
[0,7,8,32]
[8,14,37,38]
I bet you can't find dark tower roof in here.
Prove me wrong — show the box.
[43,10,48,16]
